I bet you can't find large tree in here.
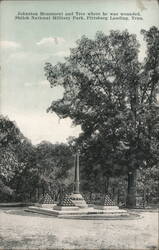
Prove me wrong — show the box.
[44,27,159,207]
[0,115,37,201]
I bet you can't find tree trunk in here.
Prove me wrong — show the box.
[104,176,109,194]
[42,186,45,196]
[126,169,137,208]
[143,187,146,208]
[35,188,39,202]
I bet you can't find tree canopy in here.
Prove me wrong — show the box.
[0,116,75,201]
[44,27,159,197]
[36,141,74,196]
[0,115,36,200]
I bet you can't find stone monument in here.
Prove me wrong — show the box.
[69,151,88,208]
[26,151,131,219]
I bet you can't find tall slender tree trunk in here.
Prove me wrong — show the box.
[126,169,137,208]
[29,192,31,202]
[143,187,146,208]
[35,188,39,202]
[104,176,109,194]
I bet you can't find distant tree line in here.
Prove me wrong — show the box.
[0,115,74,202]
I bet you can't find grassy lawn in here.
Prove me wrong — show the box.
[0,207,158,249]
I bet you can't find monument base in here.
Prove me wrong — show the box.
[35,203,56,208]
[25,206,131,219]
[69,193,88,208]
[94,205,119,210]
[53,206,79,211]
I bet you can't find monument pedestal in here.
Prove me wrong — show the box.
[35,203,56,208]
[26,205,130,219]
[94,205,119,210]
[53,193,80,211]
[26,193,130,219]
[70,193,88,208]
[26,153,133,219]
[53,206,79,211]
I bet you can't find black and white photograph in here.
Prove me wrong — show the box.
[0,0,158,249]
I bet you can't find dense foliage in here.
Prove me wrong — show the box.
[36,141,74,199]
[44,27,159,206]
[0,115,37,201]
[0,116,74,202]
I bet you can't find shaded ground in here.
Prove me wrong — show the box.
[0,207,158,249]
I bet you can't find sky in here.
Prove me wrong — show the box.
[0,0,159,145]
